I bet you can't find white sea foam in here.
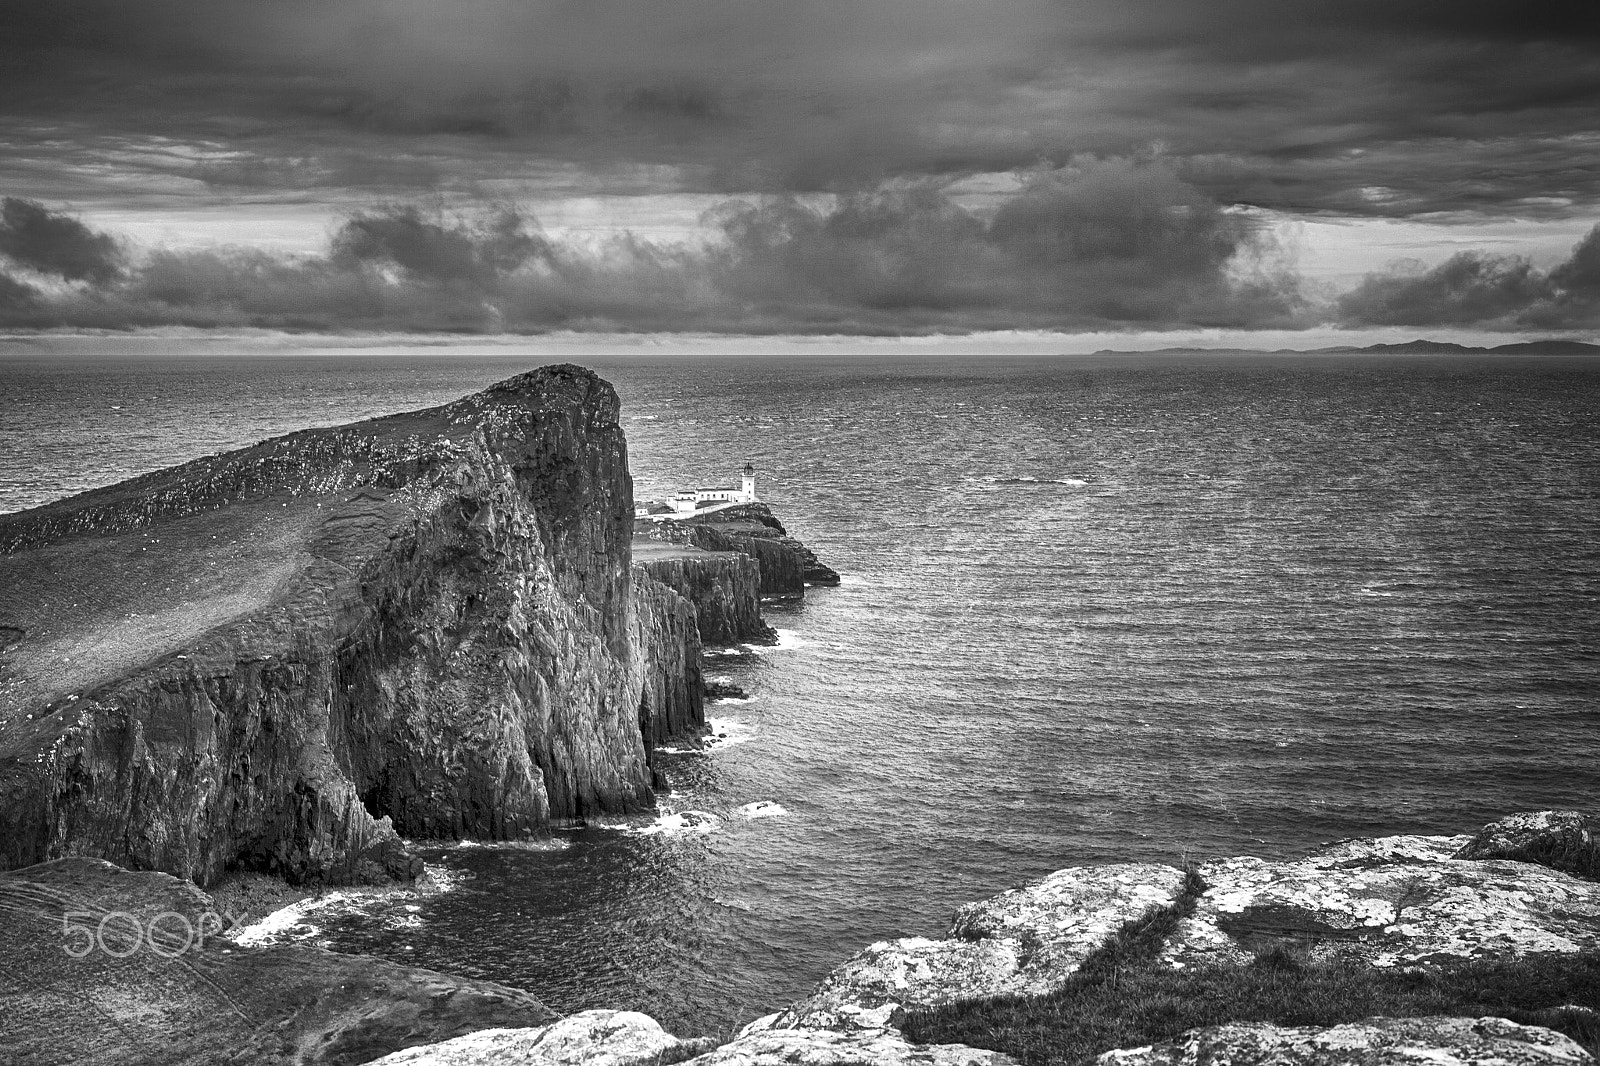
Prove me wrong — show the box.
[601,809,720,836]
[230,892,357,947]
[736,800,788,820]
[429,837,570,852]
[704,716,753,749]
[747,629,803,653]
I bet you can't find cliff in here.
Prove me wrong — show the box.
[637,502,840,601]
[0,365,703,885]
[634,541,776,647]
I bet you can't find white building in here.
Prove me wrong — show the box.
[636,462,759,517]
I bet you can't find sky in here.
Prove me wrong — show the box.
[2,0,1598,338]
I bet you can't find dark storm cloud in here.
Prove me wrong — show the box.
[0,162,1310,333]
[1337,225,1600,329]
[3,0,1598,213]
[0,198,124,283]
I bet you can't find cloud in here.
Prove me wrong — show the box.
[2,0,1597,217]
[330,205,547,282]
[1337,224,1600,329]
[0,161,1311,333]
[0,272,41,313]
[0,198,124,283]
[709,161,1307,327]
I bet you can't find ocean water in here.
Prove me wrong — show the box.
[3,343,1598,1035]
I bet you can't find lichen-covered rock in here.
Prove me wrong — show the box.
[771,864,1187,1032]
[1163,833,1600,969]
[367,1010,714,1066]
[685,1029,1019,1065]
[1098,1016,1593,1066]
[0,857,557,1066]
[0,366,701,884]
[1454,811,1600,882]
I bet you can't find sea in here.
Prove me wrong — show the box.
[3,339,1598,1035]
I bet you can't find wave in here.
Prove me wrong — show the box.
[970,475,1090,486]
[736,800,788,820]
[229,864,470,948]
[426,837,571,852]
[746,629,804,653]
[602,809,720,837]
[230,892,359,948]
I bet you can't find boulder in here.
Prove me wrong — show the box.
[1454,811,1600,882]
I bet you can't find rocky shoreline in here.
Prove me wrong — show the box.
[6,811,1592,1065]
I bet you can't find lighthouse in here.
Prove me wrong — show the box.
[740,460,758,502]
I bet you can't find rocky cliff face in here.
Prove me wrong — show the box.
[635,546,775,647]
[630,568,706,749]
[0,366,702,885]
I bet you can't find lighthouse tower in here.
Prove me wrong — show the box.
[740,460,758,502]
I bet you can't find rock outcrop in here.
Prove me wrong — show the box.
[0,857,557,1066]
[1100,1017,1593,1066]
[764,864,1189,1033]
[368,1013,1014,1066]
[637,503,840,600]
[747,812,1600,1061]
[1163,832,1600,969]
[1454,811,1600,882]
[0,366,703,885]
[367,1010,715,1066]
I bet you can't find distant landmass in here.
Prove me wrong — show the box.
[1096,339,1600,355]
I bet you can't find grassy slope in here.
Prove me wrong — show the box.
[901,869,1600,1066]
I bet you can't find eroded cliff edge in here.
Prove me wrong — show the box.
[0,365,711,885]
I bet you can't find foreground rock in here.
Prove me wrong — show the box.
[1100,1017,1594,1066]
[0,858,556,1066]
[686,1030,1017,1065]
[1163,832,1600,968]
[367,1010,714,1066]
[340,813,1598,1066]
[768,864,1188,1032]
[1454,811,1600,882]
[370,1013,1013,1066]
[0,365,704,884]
[762,812,1600,1042]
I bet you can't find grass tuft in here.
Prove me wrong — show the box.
[901,866,1600,1066]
